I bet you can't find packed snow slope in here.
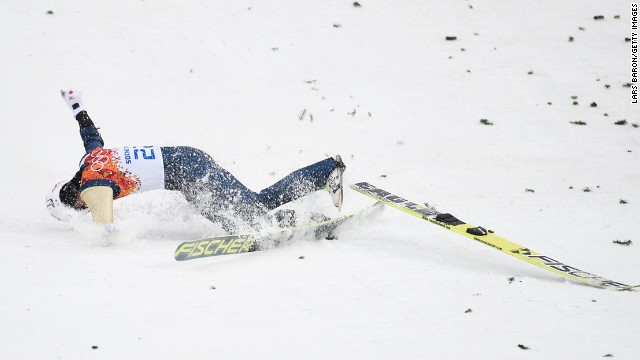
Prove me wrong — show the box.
[1,0,638,359]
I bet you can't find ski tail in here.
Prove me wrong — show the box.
[350,181,634,291]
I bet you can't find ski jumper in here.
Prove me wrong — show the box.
[75,111,339,232]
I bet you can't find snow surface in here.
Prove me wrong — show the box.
[1,0,639,359]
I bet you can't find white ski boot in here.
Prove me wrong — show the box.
[326,155,346,210]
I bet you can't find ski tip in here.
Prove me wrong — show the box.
[617,284,640,292]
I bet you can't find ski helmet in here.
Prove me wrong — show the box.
[45,180,86,221]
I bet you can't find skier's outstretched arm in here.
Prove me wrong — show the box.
[61,89,115,231]
[61,89,104,153]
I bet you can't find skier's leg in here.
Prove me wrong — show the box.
[179,181,242,233]
[163,147,267,232]
[256,156,343,210]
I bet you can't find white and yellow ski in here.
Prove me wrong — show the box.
[174,202,381,261]
[350,181,634,291]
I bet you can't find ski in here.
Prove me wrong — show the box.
[619,284,640,291]
[174,202,381,261]
[350,181,633,290]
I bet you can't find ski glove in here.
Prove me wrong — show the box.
[80,186,114,225]
[61,89,84,116]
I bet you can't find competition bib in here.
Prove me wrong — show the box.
[117,146,165,192]
[81,145,165,198]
